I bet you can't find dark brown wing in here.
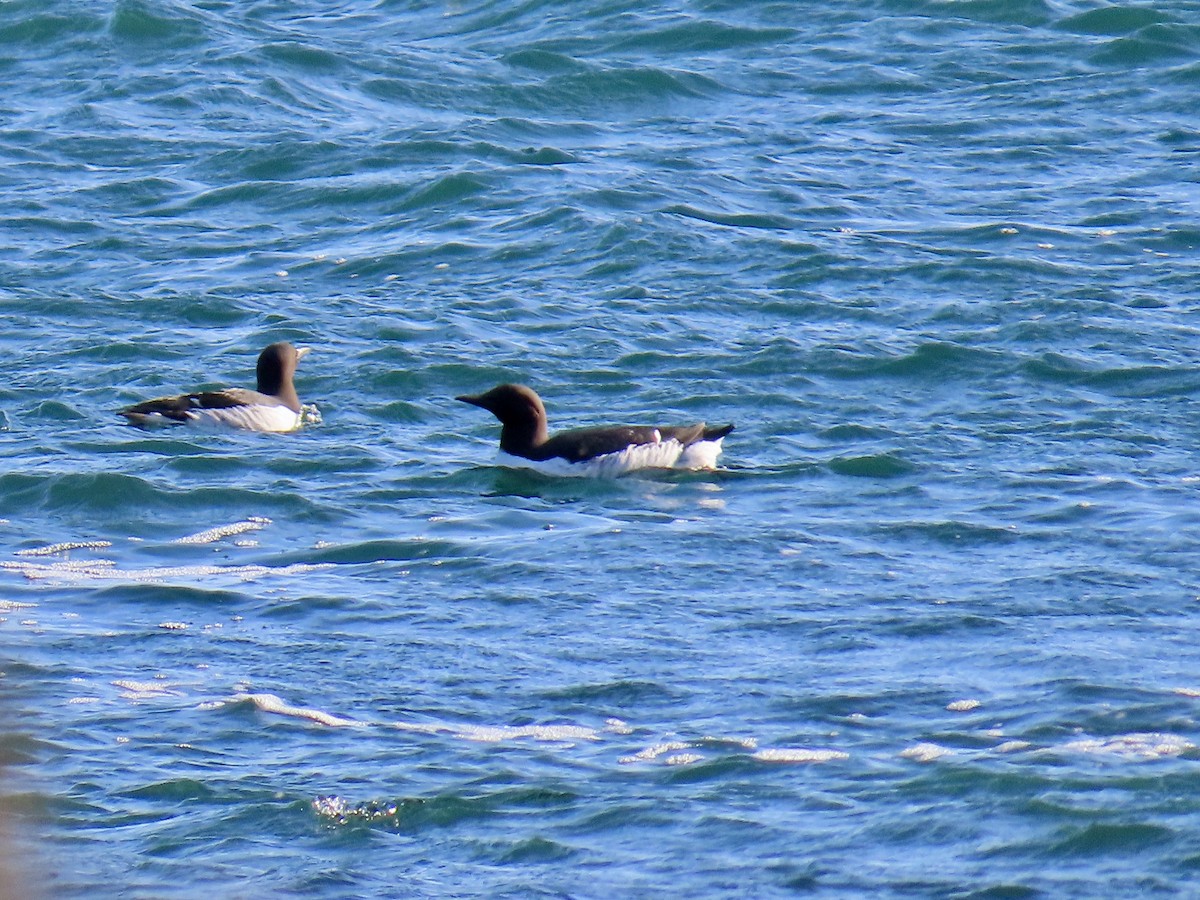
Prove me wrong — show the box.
[119,390,253,423]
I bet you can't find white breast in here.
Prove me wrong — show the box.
[677,437,725,470]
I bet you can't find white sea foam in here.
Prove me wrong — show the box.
[621,736,839,766]
[238,693,366,728]
[207,691,849,767]
[225,694,602,743]
[457,723,598,743]
[699,735,758,750]
[1059,732,1193,760]
[900,742,955,763]
[995,740,1031,753]
[753,748,849,763]
[113,679,183,699]
[946,699,981,712]
[173,517,271,545]
[1,559,331,583]
[619,741,691,764]
[16,540,113,557]
[390,718,600,743]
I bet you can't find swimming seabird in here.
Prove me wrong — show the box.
[119,342,311,433]
[456,383,733,475]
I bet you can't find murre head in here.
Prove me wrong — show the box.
[256,342,310,405]
[456,383,549,455]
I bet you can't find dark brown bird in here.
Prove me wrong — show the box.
[457,383,733,474]
[119,342,311,432]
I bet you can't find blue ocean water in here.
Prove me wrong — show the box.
[3,0,1200,895]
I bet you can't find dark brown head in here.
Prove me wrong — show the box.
[456,383,549,455]
[256,342,310,409]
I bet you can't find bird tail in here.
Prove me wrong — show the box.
[702,424,734,441]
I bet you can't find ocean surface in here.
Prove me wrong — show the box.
[3,0,1200,896]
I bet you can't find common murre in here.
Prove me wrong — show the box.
[119,342,311,433]
[457,383,733,475]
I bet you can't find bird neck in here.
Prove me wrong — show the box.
[257,364,300,411]
[498,419,548,457]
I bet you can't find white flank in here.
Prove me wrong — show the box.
[188,404,303,433]
[496,436,724,477]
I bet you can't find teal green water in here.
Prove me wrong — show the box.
[4,1,1200,896]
